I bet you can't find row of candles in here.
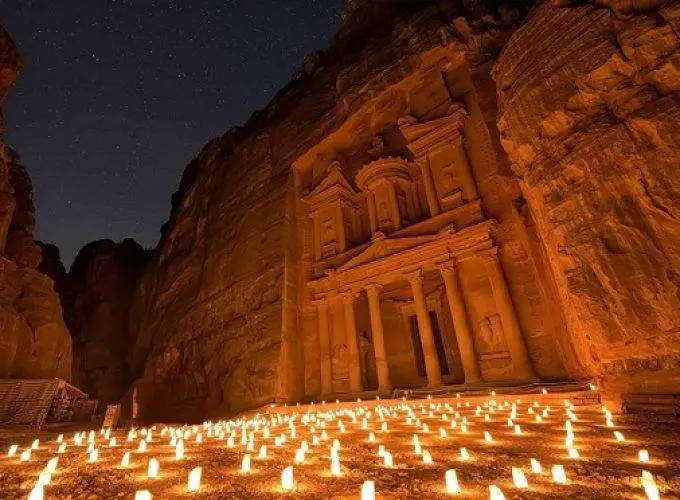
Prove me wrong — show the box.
[5,394,664,499]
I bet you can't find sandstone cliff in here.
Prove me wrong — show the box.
[56,239,151,407]
[494,0,680,400]
[0,25,72,380]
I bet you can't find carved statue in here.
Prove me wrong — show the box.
[478,314,505,352]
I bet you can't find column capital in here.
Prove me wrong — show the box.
[342,291,360,304]
[403,268,424,284]
[476,246,500,264]
[364,283,382,297]
[312,298,329,311]
[436,258,459,274]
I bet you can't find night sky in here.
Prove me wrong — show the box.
[0,0,345,266]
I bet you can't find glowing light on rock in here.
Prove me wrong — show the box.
[530,458,542,473]
[175,440,184,460]
[31,439,39,450]
[383,451,393,467]
[368,432,376,442]
[361,480,375,500]
[331,454,342,476]
[422,450,433,464]
[514,425,522,435]
[138,440,147,453]
[281,466,294,492]
[38,469,51,486]
[20,449,31,462]
[294,448,305,464]
[121,451,131,467]
[258,445,267,459]
[445,469,460,493]
[641,474,659,500]
[188,466,202,492]
[134,491,152,500]
[46,457,58,473]
[614,431,625,442]
[551,464,567,484]
[147,458,159,478]
[460,447,470,461]
[484,431,493,442]
[639,449,650,463]
[512,467,528,488]
[7,444,17,457]
[568,447,580,459]
[439,428,447,438]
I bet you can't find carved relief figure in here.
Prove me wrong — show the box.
[478,314,505,353]
[359,331,377,390]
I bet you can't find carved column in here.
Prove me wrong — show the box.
[366,192,378,235]
[365,284,392,393]
[438,260,482,384]
[386,182,402,231]
[479,248,537,381]
[419,160,441,217]
[312,213,322,261]
[342,292,363,393]
[316,299,333,396]
[405,270,442,387]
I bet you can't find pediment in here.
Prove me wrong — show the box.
[307,161,356,201]
[337,233,438,272]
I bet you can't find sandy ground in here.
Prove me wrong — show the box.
[0,393,679,499]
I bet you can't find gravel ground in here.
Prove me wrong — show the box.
[0,393,679,499]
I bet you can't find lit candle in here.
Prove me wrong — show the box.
[639,449,650,463]
[445,469,460,493]
[484,431,493,442]
[383,451,393,467]
[361,480,375,500]
[242,454,251,473]
[27,485,43,500]
[7,444,18,457]
[489,485,505,499]
[368,432,376,443]
[121,451,131,467]
[148,458,159,478]
[568,447,580,459]
[175,440,184,460]
[138,440,147,453]
[460,447,470,461]
[281,466,294,492]
[134,491,152,500]
[551,464,567,484]
[641,474,659,500]
[514,425,522,435]
[88,449,99,463]
[439,428,447,438]
[614,431,625,442]
[377,444,385,457]
[294,448,305,464]
[530,458,542,474]
[258,445,267,459]
[46,457,58,473]
[188,466,202,492]
[38,469,51,486]
[331,455,342,476]
[31,439,40,450]
[511,467,528,488]
[422,450,433,464]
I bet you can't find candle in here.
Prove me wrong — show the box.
[530,458,542,474]
[614,431,625,442]
[7,444,17,457]
[121,451,131,467]
[294,448,305,464]
[514,425,522,435]
[361,480,375,500]
[551,464,567,484]
[331,455,342,476]
[511,467,528,488]
[445,469,460,493]
[31,439,39,450]
[639,449,650,463]
[27,485,43,500]
[368,432,376,442]
[281,466,294,492]
[259,445,267,459]
[383,451,393,467]
[175,440,184,460]
[148,458,159,478]
[46,457,58,473]
[38,469,51,486]
[88,449,99,463]
[422,450,433,464]
[138,440,147,453]
[460,447,470,461]
[134,491,152,500]
[489,485,505,499]
[377,444,385,457]
[242,454,251,473]
[484,431,493,442]
[188,466,202,492]
[568,447,580,459]
[641,477,660,500]
[439,428,447,438]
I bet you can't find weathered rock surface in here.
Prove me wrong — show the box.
[58,239,151,407]
[494,0,680,399]
[0,26,71,381]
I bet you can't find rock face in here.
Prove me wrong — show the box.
[59,239,151,407]
[0,26,72,380]
[494,0,680,400]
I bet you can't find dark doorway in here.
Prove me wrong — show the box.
[409,311,450,377]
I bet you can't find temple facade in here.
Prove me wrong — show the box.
[286,58,575,399]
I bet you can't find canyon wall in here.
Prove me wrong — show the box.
[494,0,680,399]
[0,26,72,380]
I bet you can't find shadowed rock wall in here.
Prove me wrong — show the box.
[0,26,72,380]
[494,0,680,399]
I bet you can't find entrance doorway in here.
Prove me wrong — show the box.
[408,311,450,377]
